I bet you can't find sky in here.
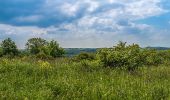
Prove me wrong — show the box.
[0,0,170,48]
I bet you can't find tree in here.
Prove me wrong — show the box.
[0,47,3,57]
[1,38,19,56]
[26,38,65,58]
[26,38,47,54]
[47,40,65,57]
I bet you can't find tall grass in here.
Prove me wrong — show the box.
[0,58,170,100]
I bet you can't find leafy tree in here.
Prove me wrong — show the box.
[26,38,47,54]
[1,38,19,56]
[47,40,65,57]
[26,38,65,58]
[0,47,3,57]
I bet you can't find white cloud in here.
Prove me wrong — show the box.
[15,15,43,23]
[61,3,79,16]
[125,0,166,19]
[0,0,169,48]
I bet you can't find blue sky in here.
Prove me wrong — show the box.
[0,0,170,48]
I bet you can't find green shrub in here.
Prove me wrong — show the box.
[142,49,163,66]
[36,51,52,60]
[75,52,95,61]
[97,42,143,71]
[157,50,170,64]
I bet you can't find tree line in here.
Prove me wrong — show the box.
[1,38,170,71]
[0,38,65,58]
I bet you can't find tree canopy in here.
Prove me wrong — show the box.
[1,38,19,56]
[26,38,65,58]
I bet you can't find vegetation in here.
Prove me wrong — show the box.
[75,52,95,61]
[97,42,142,71]
[0,38,170,99]
[96,41,170,71]
[0,58,169,99]
[0,38,19,56]
[0,47,3,57]
[65,48,97,57]
[26,38,65,58]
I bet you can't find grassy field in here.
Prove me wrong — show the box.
[0,58,170,100]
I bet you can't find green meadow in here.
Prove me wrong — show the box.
[0,58,170,100]
[0,38,170,100]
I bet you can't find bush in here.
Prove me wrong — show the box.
[96,42,170,70]
[157,50,170,65]
[36,51,52,60]
[97,42,142,71]
[75,52,95,61]
[142,49,163,66]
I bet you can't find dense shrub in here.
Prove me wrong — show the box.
[36,51,52,60]
[97,42,143,70]
[75,52,95,61]
[141,49,163,66]
[157,50,170,64]
[96,41,170,70]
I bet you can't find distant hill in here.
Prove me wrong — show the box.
[64,48,98,56]
[19,47,170,57]
[145,47,170,50]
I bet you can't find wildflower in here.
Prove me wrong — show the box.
[38,60,52,69]
[1,59,9,65]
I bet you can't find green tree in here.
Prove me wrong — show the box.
[47,40,65,57]
[1,38,19,56]
[0,47,3,57]
[26,38,47,54]
[26,38,65,58]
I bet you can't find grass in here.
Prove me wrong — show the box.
[0,58,170,100]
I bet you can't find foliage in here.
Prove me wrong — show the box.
[97,41,143,70]
[47,40,65,57]
[26,38,65,58]
[0,58,170,99]
[0,47,3,57]
[26,38,47,54]
[96,41,170,70]
[75,52,95,61]
[141,49,163,66]
[157,50,170,64]
[0,38,19,56]
[65,48,97,57]
[38,60,52,69]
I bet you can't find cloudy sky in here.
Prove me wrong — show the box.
[0,0,170,48]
